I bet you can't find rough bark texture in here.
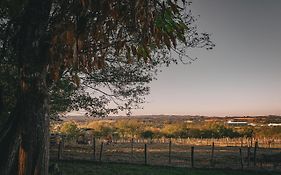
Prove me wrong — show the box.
[0,88,3,114]
[0,1,52,175]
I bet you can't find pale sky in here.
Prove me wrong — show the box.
[133,0,281,116]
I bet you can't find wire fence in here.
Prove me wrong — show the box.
[50,138,281,171]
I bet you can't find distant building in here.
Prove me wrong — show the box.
[226,121,248,126]
[248,123,256,126]
[268,123,281,127]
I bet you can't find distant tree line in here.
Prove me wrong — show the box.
[51,119,281,142]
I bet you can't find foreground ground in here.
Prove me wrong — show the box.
[50,160,280,175]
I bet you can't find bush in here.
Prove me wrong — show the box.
[60,121,80,141]
[141,130,154,139]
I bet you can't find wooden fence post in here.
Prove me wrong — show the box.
[250,137,253,148]
[144,144,147,165]
[168,139,172,164]
[225,138,227,146]
[57,139,64,161]
[131,138,134,161]
[239,148,244,169]
[92,137,96,161]
[253,141,258,167]
[57,140,61,161]
[99,142,104,162]
[247,146,251,167]
[210,142,215,167]
[191,146,194,168]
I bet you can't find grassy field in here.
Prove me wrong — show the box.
[50,160,280,175]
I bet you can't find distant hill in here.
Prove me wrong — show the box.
[60,115,92,122]
[61,114,281,124]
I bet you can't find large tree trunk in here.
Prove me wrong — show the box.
[0,1,52,175]
[0,79,50,175]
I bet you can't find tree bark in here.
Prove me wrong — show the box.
[0,1,52,174]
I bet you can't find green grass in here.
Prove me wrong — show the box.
[50,160,279,175]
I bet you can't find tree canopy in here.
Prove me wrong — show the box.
[0,0,214,119]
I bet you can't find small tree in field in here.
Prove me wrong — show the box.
[59,121,80,141]
[141,130,155,140]
[115,119,142,138]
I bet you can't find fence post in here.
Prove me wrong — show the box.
[131,138,134,161]
[253,141,258,167]
[57,140,62,161]
[99,142,104,162]
[250,137,253,148]
[57,139,64,161]
[210,142,215,167]
[191,146,194,168]
[92,137,96,161]
[144,144,147,165]
[168,139,172,164]
[239,148,244,169]
[247,146,250,167]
